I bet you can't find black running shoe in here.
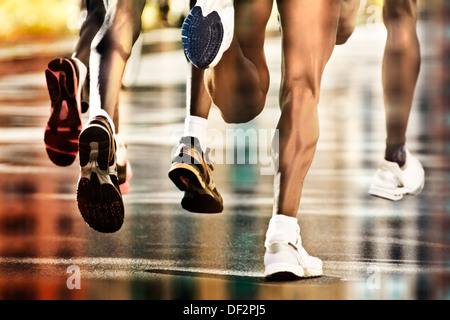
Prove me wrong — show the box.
[169,136,223,213]
[77,115,124,233]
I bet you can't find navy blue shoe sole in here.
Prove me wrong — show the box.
[181,6,224,69]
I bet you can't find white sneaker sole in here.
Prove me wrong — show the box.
[264,242,323,279]
[369,179,425,201]
[264,263,323,279]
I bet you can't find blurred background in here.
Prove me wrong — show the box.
[0,0,388,77]
[0,0,387,42]
[0,0,188,42]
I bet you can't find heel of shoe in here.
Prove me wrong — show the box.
[45,69,61,104]
[169,165,204,191]
[408,179,425,196]
[79,125,111,170]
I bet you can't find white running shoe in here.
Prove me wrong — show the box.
[181,0,234,69]
[369,149,425,201]
[264,215,323,279]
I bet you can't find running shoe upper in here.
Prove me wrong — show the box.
[369,150,425,201]
[171,136,215,182]
[169,136,223,213]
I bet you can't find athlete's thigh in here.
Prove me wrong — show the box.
[99,0,146,43]
[84,0,106,19]
[187,0,272,66]
[234,0,273,52]
[85,0,104,11]
[234,0,273,90]
[102,0,147,20]
[277,0,341,77]
[383,0,417,20]
[340,0,360,16]
[336,0,359,44]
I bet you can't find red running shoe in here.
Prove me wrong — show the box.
[44,58,85,166]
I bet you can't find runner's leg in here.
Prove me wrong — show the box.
[382,0,420,163]
[368,0,424,200]
[88,0,146,129]
[77,0,146,232]
[169,0,273,213]
[185,0,213,146]
[274,0,342,218]
[265,0,342,279]
[73,0,105,68]
[44,0,104,166]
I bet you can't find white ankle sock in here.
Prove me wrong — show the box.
[265,215,299,245]
[184,115,208,151]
